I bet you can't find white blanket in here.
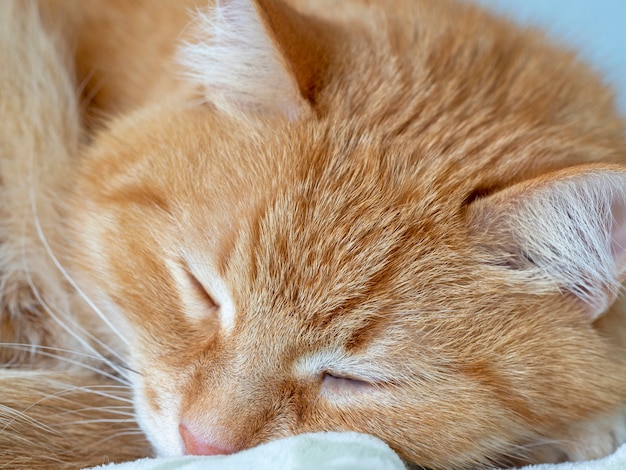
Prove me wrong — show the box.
[91,432,626,470]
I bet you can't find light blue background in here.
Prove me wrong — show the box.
[473,0,626,115]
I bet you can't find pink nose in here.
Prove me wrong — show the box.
[179,423,233,456]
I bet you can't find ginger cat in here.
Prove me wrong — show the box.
[2,0,626,468]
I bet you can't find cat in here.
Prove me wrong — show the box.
[2,0,626,468]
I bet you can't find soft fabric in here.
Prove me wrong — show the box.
[91,432,626,470]
[91,432,405,470]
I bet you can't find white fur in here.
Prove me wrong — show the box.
[506,170,626,318]
[179,0,305,119]
[132,370,185,456]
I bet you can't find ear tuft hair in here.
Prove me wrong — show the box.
[178,0,310,120]
[468,166,626,320]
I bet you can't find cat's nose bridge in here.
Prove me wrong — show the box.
[181,360,287,443]
[178,385,284,455]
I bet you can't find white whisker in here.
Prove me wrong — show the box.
[17,228,128,375]
[89,429,148,448]
[2,345,127,385]
[19,254,131,379]
[69,387,134,404]
[0,404,60,436]
[18,185,131,373]
[60,407,135,418]
[65,418,139,426]
[29,191,131,348]
[1,342,124,367]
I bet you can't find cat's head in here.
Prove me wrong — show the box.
[68,0,626,467]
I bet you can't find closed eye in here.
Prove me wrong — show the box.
[321,372,372,393]
[185,269,219,312]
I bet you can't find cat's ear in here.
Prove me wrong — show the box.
[179,0,332,120]
[467,166,626,321]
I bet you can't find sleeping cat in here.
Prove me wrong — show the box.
[2,0,626,468]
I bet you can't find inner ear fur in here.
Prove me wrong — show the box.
[179,0,337,119]
[466,164,626,321]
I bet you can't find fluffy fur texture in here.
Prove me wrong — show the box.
[0,0,77,365]
[180,0,309,119]
[2,0,626,468]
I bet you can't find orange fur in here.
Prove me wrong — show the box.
[2,0,626,468]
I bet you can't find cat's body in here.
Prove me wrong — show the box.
[2,0,626,468]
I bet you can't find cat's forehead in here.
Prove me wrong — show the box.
[211,138,469,332]
[88,108,475,327]
[163,115,469,288]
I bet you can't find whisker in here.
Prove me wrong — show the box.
[21,264,132,379]
[86,431,150,457]
[88,429,149,448]
[59,407,136,418]
[64,418,139,426]
[0,403,61,436]
[1,378,136,435]
[1,342,125,367]
[22,255,127,366]
[40,385,135,407]
[17,201,129,372]
[19,102,132,370]
[29,191,131,349]
[1,346,127,385]
[68,388,134,405]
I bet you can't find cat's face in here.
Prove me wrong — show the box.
[68,103,626,468]
[65,0,626,467]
